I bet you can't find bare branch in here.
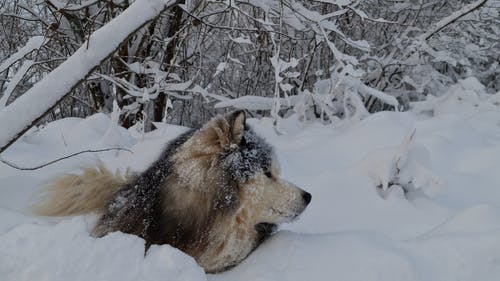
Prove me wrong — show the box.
[0,148,133,171]
[179,5,308,41]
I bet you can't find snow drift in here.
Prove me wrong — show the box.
[1,78,500,280]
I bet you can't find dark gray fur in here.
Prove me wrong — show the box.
[220,127,273,182]
[93,129,196,245]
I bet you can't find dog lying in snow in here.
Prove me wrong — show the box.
[34,110,311,273]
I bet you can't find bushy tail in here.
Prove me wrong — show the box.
[33,164,133,216]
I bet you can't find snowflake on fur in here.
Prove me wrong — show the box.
[220,129,273,182]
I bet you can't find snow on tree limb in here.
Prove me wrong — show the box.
[0,60,34,109]
[0,0,177,153]
[215,95,301,111]
[418,0,488,41]
[345,76,399,109]
[0,36,44,74]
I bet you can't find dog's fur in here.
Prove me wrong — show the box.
[34,111,311,273]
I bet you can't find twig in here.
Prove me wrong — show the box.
[395,128,416,175]
[59,0,100,12]
[17,4,51,27]
[179,5,307,41]
[0,148,133,171]
[300,40,319,91]
[69,94,95,109]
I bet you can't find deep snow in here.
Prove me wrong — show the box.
[1,78,500,280]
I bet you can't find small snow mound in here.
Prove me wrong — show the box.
[411,77,499,116]
[21,117,82,146]
[0,218,206,281]
[357,128,441,198]
[22,113,134,150]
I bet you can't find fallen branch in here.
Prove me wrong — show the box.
[0,148,133,171]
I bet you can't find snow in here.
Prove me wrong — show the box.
[0,60,34,109]
[315,0,351,6]
[214,62,227,77]
[49,0,100,11]
[215,95,300,110]
[411,77,498,117]
[2,78,500,280]
[0,0,176,152]
[418,0,488,41]
[0,217,205,281]
[345,75,400,109]
[229,35,254,45]
[0,37,43,74]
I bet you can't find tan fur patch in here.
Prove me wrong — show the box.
[192,168,308,273]
[33,164,132,216]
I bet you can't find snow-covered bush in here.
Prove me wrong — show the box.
[0,0,498,151]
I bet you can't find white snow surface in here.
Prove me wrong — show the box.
[215,95,300,110]
[0,218,204,281]
[2,79,500,280]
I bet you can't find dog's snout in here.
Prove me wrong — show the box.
[302,191,311,205]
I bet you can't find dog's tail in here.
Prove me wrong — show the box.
[33,164,133,216]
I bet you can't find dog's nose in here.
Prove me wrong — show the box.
[302,191,311,205]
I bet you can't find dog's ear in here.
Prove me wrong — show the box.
[226,110,246,145]
[202,110,246,149]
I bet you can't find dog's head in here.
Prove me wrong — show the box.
[172,110,311,232]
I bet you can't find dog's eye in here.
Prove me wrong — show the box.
[265,171,273,179]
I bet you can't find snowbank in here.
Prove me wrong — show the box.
[0,217,206,281]
[212,216,500,281]
[1,78,500,280]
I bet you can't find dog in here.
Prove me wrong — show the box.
[34,110,311,273]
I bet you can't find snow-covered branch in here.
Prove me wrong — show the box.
[0,36,44,74]
[0,0,177,153]
[418,0,488,41]
[0,0,496,129]
[0,60,34,109]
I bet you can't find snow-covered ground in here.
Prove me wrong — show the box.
[1,78,500,280]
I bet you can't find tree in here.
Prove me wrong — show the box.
[0,0,178,153]
[0,0,497,151]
